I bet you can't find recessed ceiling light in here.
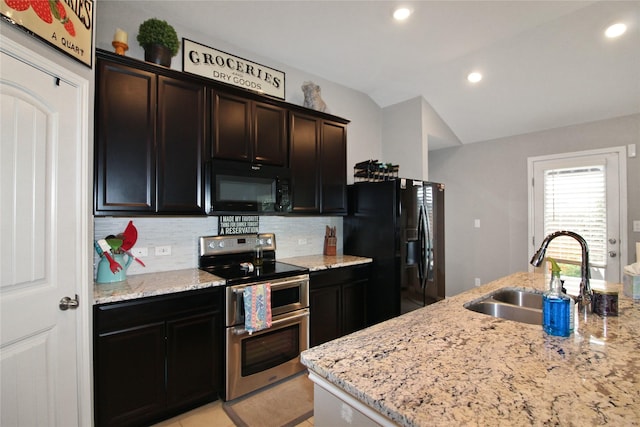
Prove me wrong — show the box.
[393,7,412,21]
[467,72,482,83]
[605,23,627,38]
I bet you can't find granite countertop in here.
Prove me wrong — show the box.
[280,254,372,271]
[93,268,225,305]
[300,271,640,426]
[93,254,371,305]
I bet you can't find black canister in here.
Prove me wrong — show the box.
[592,289,618,316]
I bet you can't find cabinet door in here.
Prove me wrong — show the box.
[342,280,367,335]
[290,112,320,212]
[253,101,287,166]
[309,285,341,347]
[211,91,251,161]
[166,311,220,410]
[321,121,347,214]
[95,60,156,214]
[95,323,166,427]
[157,76,206,213]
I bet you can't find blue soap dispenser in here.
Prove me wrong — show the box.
[542,257,571,337]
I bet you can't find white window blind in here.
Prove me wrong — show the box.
[543,165,606,267]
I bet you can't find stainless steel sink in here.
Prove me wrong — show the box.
[464,288,543,325]
[491,289,542,309]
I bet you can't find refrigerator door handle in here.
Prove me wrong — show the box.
[424,201,434,283]
[418,204,427,288]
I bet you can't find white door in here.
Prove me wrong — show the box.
[1,42,88,426]
[529,147,627,284]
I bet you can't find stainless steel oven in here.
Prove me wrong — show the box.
[226,275,309,400]
[199,234,310,401]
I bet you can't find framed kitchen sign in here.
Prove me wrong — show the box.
[218,215,259,235]
[1,0,94,67]
[183,38,285,100]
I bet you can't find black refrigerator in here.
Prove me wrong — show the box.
[344,179,445,325]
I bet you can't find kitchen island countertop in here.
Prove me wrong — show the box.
[300,271,640,426]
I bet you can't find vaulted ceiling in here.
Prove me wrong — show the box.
[107,1,640,149]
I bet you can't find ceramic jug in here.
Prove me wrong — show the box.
[96,253,133,283]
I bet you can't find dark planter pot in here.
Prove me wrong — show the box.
[144,44,172,67]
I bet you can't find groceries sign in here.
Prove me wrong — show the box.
[183,38,285,100]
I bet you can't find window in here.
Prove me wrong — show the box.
[542,165,606,277]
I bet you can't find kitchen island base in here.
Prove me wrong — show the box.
[310,372,395,427]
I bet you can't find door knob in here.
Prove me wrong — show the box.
[59,294,79,310]
[608,238,617,244]
[609,251,617,258]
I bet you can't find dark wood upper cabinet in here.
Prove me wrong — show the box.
[94,49,349,217]
[95,53,206,216]
[211,92,287,166]
[211,92,251,161]
[290,111,348,214]
[95,59,156,213]
[320,120,347,214]
[290,112,320,213]
[253,101,288,166]
[157,76,206,213]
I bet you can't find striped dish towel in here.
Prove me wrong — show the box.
[243,283,272,334]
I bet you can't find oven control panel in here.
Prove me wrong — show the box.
[199,233,276,256]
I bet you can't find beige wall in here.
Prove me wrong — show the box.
[429,113,640,297]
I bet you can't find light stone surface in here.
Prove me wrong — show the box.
[280,254,372,271]
[301,271,640,426]
[93,255,370,304]
[93,268,225,304]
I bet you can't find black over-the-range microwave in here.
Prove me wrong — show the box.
[207,159,291,214]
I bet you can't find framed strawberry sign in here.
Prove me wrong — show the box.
[1,0,94,67]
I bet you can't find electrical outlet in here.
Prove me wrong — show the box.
[634,220,640,232]
[474,278,481,287]
[155,245,171,256]
[131,247,148,257]
[474,219,481,228]
[298,238,308,245]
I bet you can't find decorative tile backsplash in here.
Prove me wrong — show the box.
[94,216,343,277]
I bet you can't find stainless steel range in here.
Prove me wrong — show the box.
[199,233,309,401]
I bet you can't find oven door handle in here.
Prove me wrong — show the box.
[232,275,309,292]
[232,309,310,336]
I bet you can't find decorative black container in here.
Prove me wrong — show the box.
[144,44,172,67]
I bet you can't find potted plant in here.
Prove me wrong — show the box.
[136,18,179,67]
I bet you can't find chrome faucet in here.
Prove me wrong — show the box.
[530,230,592,309]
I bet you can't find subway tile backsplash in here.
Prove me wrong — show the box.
[94,216,343,277]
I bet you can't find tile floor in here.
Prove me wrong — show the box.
[151,400,314,427]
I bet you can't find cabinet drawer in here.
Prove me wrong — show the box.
[310,264,371,289]
[95,287,221,333]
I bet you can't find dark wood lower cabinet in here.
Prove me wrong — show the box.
[166,313,218,408]
[94,288,222,427]
[309,284,342,346]
[96,323,166,426]
[309,264,370,347]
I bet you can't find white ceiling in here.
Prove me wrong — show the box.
[122,1,639,149]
